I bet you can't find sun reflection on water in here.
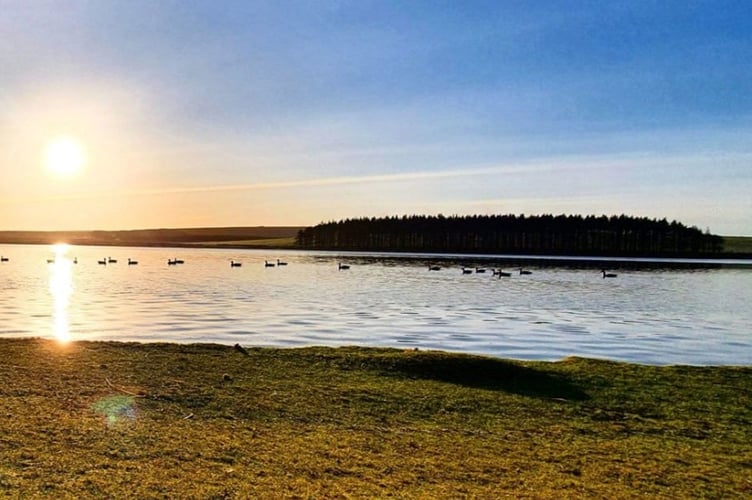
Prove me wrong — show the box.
[49,243,73,342]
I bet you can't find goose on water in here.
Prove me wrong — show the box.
[338,262,350,270]
[98,258,107,265]
[493,269,511,277]
[107,257,117,263]
[0,256,8,262]
[602,270,617,278]
[475,267,487,273]
[128,258,138,265]
[461,267,473,274]
[230,260,242,267]
[428,265,441,271]
[519,268,532,275]
[276,259,288,266]
[264,260,275,267]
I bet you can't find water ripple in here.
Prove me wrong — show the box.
[0,245,750,365]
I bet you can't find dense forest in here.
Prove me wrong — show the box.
[296,214,724,256]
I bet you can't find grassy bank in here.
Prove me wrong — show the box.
[184,237,297,249]
[0,339,750,498]
[0,227,302,249]
[723,235,752,255]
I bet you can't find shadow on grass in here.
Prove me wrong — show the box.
[340,351,589,401]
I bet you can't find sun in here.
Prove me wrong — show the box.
[44,136,86,177]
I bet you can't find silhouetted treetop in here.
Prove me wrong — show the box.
[296,214,722,256]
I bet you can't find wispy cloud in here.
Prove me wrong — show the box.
[7,151,750,206]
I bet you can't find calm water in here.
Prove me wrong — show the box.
[1,244,751,365]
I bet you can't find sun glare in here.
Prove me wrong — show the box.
[49,243,73,343]
[45,136,86,177]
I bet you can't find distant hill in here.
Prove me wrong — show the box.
[0,227,304,248]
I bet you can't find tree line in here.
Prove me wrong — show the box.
[295,214,723,256]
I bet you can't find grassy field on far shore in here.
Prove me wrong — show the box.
[723,236,752,254]
[184,237,297,248]
[0,227,302,248]
[0,338,750,498]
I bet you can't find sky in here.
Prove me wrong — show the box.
[1,1,751,235]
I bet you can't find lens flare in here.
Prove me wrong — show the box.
[92,395,137,426]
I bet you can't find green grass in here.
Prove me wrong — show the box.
[722,235,752,254]
[0,339,750,498]
[185,237,297,248]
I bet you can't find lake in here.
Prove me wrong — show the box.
[1,244,751,365]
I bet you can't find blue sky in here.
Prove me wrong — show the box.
[1,1,751,234]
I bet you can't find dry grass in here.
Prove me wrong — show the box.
[0,339,750,498]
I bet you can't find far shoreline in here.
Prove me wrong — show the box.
[2,226,752,259]
[2,239,752,262]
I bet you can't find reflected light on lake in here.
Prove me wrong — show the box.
[49,244,73,342]
[0,244,744,365]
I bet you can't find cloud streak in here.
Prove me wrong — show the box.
[7,151,749,206]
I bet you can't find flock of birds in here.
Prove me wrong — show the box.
[453,266,533,278]
[0,255,289,268]
[431,265,617,279]
[0,255,618,278]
